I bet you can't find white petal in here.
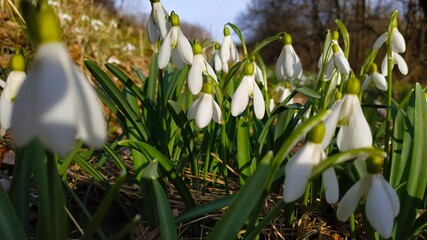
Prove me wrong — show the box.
[188,55,204,95]
[172,48,186,69]
[366,174,395,239]
[222,62,229,73]
[194,94,212,128]
[284,45,302,79]
[324,58,335,79]
[321,100,342,149]
[177,29,193,65]
[372,72,387,91]
[323,167,339,204]
[213,51,222,72]
[380,175,400,217]
[220,36,231,63]
[252,81,265,119]
[158,30,172,69]
[146,12,159,44]
[283,143,321,202]
[204,59,218,83]
[279,88,292,104]
[0,94,13,129]
[231,76,250,117]
[334,51,350,75]
[153,2,170,40]
[187,97,201,120]
[275,47,285,81]
[211,97,222,124]
[337,175,371,221]
[361,75,372,91]
[0,71,26,129]
[74,67,106,147]
[373,32,388,50]
[230,40,239,63]
[392,28,405,53]
[394,53,408,75]
[381,55,388,76]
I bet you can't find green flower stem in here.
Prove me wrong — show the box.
[302,182,311,206]
[350,213,356,240]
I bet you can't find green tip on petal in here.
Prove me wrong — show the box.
[335,91,342,101]
[10,49,26,72]
[36,1,61,43]
[306,122,326,144]
[192,41,202,55]
[283,33,292,45]
[202,83,213,94]
[215,42,220,49]
[346,76,361,95]
[170,12,179,26]
[243,62,254,76]
[223,27,230,36]
[332,30,339,41]
[366,156,383,174]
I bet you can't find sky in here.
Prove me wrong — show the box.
[114,0,251,40]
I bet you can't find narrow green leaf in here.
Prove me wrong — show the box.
[153,179,177,240]
[0,185,27,240]
[335,19,350,57]
[147,53,159,102]
[295,87,321,99]
[73,154,110,190]
[237,117,252,184]
[106,63,145,101]
[207,152,273,239]
[108,215,141,240]
[226,22,247,57]
[248,34,282,60]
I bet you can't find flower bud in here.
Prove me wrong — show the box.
[36,1,61,43]
[215,42,220,50]
[306,122,326,144]
[283,33,292,45]
[223,27,230,36]
[10,49,26,72]
[202,83,213,94]
[243,62,254,76]
[366,156,383,174]
[192,41,202,55]
[170,12,179,27]
[346,76,361,95]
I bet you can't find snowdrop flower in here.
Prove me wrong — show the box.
[220,27,239,73]
[361,63,387,91]
[337,156,399,239]
[47,0,59,7]
[253,61,266,87]
[381,51,408,76]
[146,0,170,44]
[325,44,351,78]
[109,20,118,29]
[91,19,104,31]
[11,2,106,154]
[276,33,302,81]
[0,50,26,131]
[322,77,372,151]
[269,83,293,112]
[107,56,121,65]
[122,43,136,52]
[318,31,343,70]
[283,123,339,203]
[58,12,72,23]
[188,41,217,95]
[212,43,222,72]
[80,15,90,22]
[231,62,265,119]
[373,20,406,53]
[187,84,222,128]
[158,12,193,69]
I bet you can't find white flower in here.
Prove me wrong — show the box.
[58,12,72,23]
[11,43,106,155]
[91,19,104,31]
[187,93,222,128]
[318,31,343,70]
[362,70,387,91]
[107,56,121,65]
[220,27,239,73]
[231,67,265,119]
[325,44,351,78]
[283,123,339,203]
[322,78,372,151]
[0,71,26,130]
[146,1,170,44]
[80,15,90,21]
[373,28,406,53]
[337,173,399,239]
[212,43,222,72]
[381,52,408,76]
[276,34,302,80]
[269,85,293,112]
[188,47,218,95]
[158,13,193,69]
[253,62,266,86]
[122,43,136,52]
[109,20,118,29]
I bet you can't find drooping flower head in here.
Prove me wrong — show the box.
[381,51,408,76]
[361,63,387,91]
[283,123,339,203]
[188,40,218,95]
[11,1,106,154]
[146,0,171,44]
[276,33,302,81]
[220,26,239,73]
[212,42,222,73]
[158,12,193,69]
[337,156,399,239]
[269,82,293,112]
[0,49,27,132]
[187,83,222,128]
[373,19,406,53]
[231,62,265,119]
[318,30,342,70]
[325,43,351,79]
[322,77,372,151]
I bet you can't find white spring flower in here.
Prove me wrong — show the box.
[373,25,406,53]
[0,51,26,131]
[220,27,239,73]
[58,12,72,23]
[107,56,121,65]
[283,123,339,203]
[212,43,222,72]
[80,15,90,21]
[337,157,399,239]
[146,0,170,44]
[188,42,217,95]
[325,44,351,78]
[158,12,193,69]
[276,34,302,81]
[361,63,387,91]
[187,85,222,128]
[109,20,118,29]
[231,62,265,119]
[269,84,293,112]
[91,19,104,31]
[253,61,266,87]
[11,3,106,154]
[318,31,343,70]
[381,51,408,76]
[322,77,372,151]
[122,43,136,52]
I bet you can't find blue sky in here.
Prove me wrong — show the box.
[115,0,251,40]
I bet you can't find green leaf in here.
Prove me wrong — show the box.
[226,22,247,57]
[207,152,273,239]
[335,19,350,57]
[237,117,252,184]
[73,154,110,190]
[248,34,282,60]
[0,184,27,239]
[153,178,178,240]
[295,87,321,99]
